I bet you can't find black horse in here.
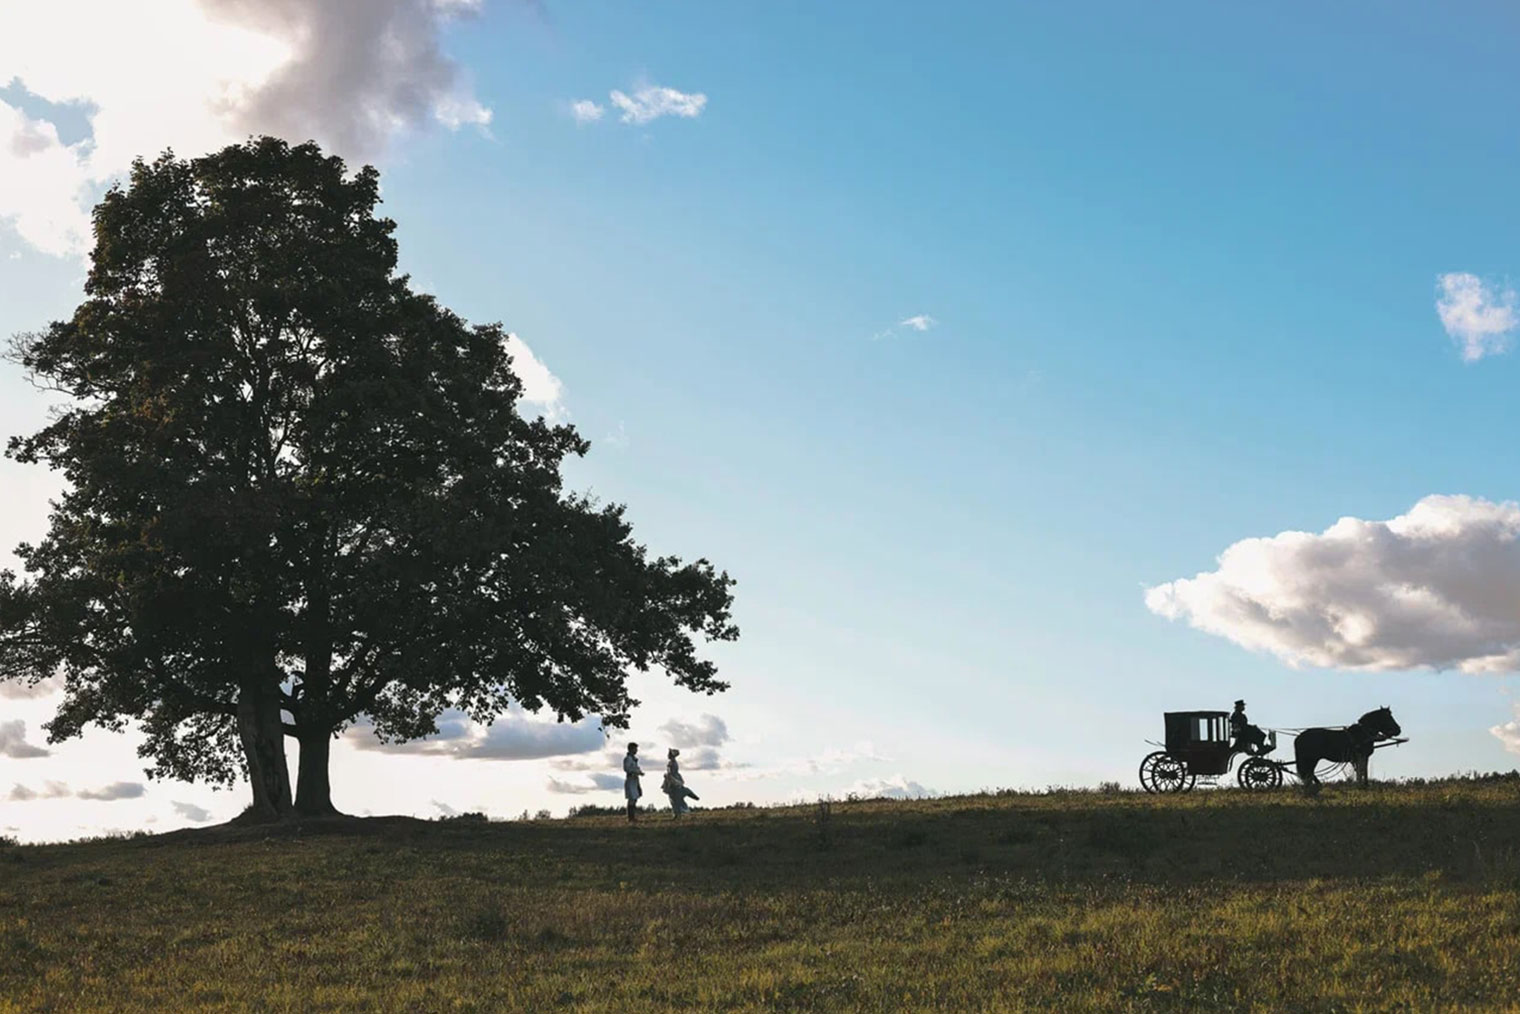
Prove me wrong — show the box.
[1294,707,1401,792]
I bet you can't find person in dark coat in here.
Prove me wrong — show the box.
[1230,699,1272,755]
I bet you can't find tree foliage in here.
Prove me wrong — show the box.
[0,138,737,818]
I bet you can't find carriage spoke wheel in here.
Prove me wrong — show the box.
[1139,751,1193,794]
[1237,756,1283,790]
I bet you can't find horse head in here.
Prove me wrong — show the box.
[1360,706,1401,740]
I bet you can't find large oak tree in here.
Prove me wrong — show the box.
[0,138,737,819]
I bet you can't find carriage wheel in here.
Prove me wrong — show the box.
[1139,751,1193,794]
[1237,756,1283,791]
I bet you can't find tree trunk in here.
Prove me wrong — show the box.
[294,728,339,816]
[295,570,338,817]
[236,682,292,821]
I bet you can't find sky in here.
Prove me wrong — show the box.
[4,0,1520,842]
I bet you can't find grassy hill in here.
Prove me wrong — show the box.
[4,775,1520,1013]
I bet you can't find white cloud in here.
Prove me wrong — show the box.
[1436,273,1517,362]
[434,94,493,131]
[569,99,605,124]
[609,85,706,125]
[345,707,606,761]
[676,746,739,771]
[504,333,566,421]
[1146,495,1520,673]
[845,774,934,800]
[660,714,729,749]
[1493,704,1520,755]
[0,720,49,758]
[75,781,145,801]
[8,781,70,801]
[0,0,490,257]
[0,675,64,700]
[0,100,95,256]
[171,800,213,822]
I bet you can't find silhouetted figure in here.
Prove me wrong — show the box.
[1294,706,1401,793]
[623,743,644,822]
[1230,699,1273,755]
[663,748,700,818]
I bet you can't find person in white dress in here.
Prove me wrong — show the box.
[663,748,700,818]
[623,742,644,823]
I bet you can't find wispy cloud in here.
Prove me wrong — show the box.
[75,781,145,801]
[608,85,706,125]
[1147,495,1520,673]
[723,741,886,782]
[569,99,605,124]
[1436,273,1517,362]
[602,421,629,450]
[8,781,70,801]
[872,314,939,340]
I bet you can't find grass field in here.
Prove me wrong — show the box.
[4,775,1520,1013]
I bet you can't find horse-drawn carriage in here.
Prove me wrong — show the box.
[1138,707,1404,793]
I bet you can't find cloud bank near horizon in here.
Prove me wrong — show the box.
[1146,495,1520,673]
[344,707,606,761]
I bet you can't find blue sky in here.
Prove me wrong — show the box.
[4,1,1520,839]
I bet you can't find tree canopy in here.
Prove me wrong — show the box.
[0,137,737,819]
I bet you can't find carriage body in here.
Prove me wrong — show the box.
[1163,711,1233,776]
[1140,710,1283,792]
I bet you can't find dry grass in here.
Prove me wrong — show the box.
[4,775,1520,1012]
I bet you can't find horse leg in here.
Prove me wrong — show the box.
[1296,752,1319,796]
[1354,753,1368,788]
